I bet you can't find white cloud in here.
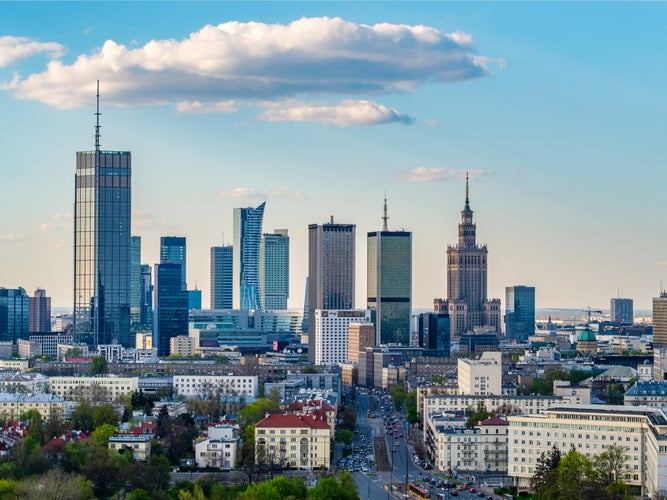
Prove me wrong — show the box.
[399,167,495,182]
[50,212,72,220]
[218,188,267,200]
[39,223,54,231]
[270,189,308,201]
[175,100,237,114]
[0,234,32,242]
[0,36,64,68]
[258,99,413,127]
[2,17,492,109]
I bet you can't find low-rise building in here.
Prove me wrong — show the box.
[29,334,74,358]
[458,351,502,396]
[17,339,42,358]
[625,380,667,407]
[173,375,258,398]
[552,380,591,405]
[0,359,29,372]
[0,393,66,421]
[255,413,331,469]
[108,434,152,460]
[50,376,138,401]
[170,335,195,357]
[0,372,49,394]
[195,424,240,469]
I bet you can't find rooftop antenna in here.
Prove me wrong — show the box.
[382,191,389,231]
[464,171,471,211]
[329,215,334,224]
[94,80,101,151]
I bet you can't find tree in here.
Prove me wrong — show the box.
[82,446,127,498]
[92,403,118,428]
[238,423,257,484]
[391,384,407,411]
[405,390,419,424]
[530,445,561,497]
[90,423,117,448]
[126,455,171,494]
[12,437,49,478]
[335,429,354,446]
[21,409,44,444]
[465,402,491,427]
[70,400,94,433]
[61,440,90,473]
[89,355,108,376]
[308,472,358,500]
[238,398,280,429]
[340,406,356,432]
[14,469,94,500]
[238,476,307,500]
[430,373,445,385]
[555,448,593,500]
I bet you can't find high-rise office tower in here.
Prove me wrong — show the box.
[29,288,51,333]
[233,202,265,310]
[160,237,187,291]
[653,292,667,348]
[0,287,30,342]
[611,297,634,325]
[210,245,233,309]
[367,198,412,345]
[505,286,535,341]
[73,83,131,346]
[418,312,451,356]
[130,236,142,326]
[260,229,289,310]
[140,264,152,328]
[307,217,355,362]
[153,263,188,357]
[438,175,500,337]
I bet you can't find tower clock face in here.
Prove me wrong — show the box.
[466,218,471,223]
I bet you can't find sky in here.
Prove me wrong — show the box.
[1,2,666,312]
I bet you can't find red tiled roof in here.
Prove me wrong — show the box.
[255,413,330,430]
[478,417,508,426]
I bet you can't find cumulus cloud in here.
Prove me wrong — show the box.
[175,100,237,114]
[258,99,413,126]
[0,36,64,68]
[50,212,72,220]
[399,167,495,182]
[2,17,492,109]
[218,188,267,200]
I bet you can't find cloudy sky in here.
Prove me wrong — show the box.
[1,2,666,312]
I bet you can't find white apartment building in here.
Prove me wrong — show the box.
[458,351,502,396]
[170,335,194,357]
[29,334,74,358]
[50,376,138,401]
[313,309,371,365]
[552,380,591,405]
[173,375,258,398]
[425,413,509,473]
[508,404,667,497]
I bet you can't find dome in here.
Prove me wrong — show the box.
[577,329,596,342]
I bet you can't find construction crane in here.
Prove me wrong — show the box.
[544,306,603,325]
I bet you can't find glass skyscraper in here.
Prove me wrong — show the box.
[307,219,355,362]
[367,230,412,345]
[130,236,142,327]
[505,285,535,341]
[211,245,233,309]
[418,312,451,356]
[153,263,188,356]
[0,287,30,342]
[140,264,152,328]
[233,202,265,310]
[611,298,633,324]
[74,147,131,346]
[160,236,187,291]
[260,229,289,310]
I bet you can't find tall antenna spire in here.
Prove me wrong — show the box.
[464,171,470,210]
[382,191,389,231]
[94,80,101,151]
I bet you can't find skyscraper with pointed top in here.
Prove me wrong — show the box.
[233,202,266,310]
[367,196,412,345]
[73,81,132,346]
[437,175,500,337]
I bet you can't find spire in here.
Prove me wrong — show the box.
[464,171,470,211]
[94,80,101,151]
[382,191,389,231]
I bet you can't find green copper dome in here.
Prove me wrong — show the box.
[577,329,596,342]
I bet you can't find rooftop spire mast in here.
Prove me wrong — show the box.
[94,80,101,151]
[382,191,389,231]
[464,171,470,210]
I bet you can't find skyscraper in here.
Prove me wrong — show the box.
[153,263,188,357]
[307,217,355,362]
[130,236,142,326]
[505,286,535,341]
[418,312,450,356]
[29,288,51,334]
[73,84,131,346]
[653,292,667,349]
[611,297,634,324]
[438,175,500,337]
[233,202,265,310]
[210,245,233,309]
[160,237,187,291]
[140,264,152,328]
[0,287,30,342]
[367,198,412,345]
[260,229,289,310]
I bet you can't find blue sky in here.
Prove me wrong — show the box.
[1,2,666,312]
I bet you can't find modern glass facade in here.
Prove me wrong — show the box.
[367,231,412,345]
[74,150,131,346]
[160,236,187,291]
[140,264,153,328]
[153,263,188,356]
[504,286,535,341]
[307,221,355,362]
[130,236,142,326]
[418,312,450,356]
[0,288,30,342]
[233,202,266,310]
[611,298,634,324]
[210,245,233,309]
[260,229,289,310]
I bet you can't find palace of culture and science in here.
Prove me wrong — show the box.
[435,175,501,337]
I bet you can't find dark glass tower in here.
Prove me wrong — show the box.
[160,236,187,291]
[211,245,233,309]
[0,288,30,342]
[73,85,131,346]
[233,202,265,310]
[29,288,51,334]
[367,198,412,345]
[504,285,535,341]
[153,263,188,357]
[140,264,153,328]
[307,218,355,362]
[418,312,451,356]
[130,236,142,327]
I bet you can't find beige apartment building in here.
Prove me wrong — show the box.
[347,323,375,363]
[50,376,138,401]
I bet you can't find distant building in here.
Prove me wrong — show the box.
[458,351,502,396]
[135,333,152,350]
[109,434,152,460]
[0,393,65,422]
[173,375,258,398]
[160,236,187,291]
[50,376,138,401]
[417,312,451,356]
[170,335,194,357]
[505,286,535,341]
[153,263,188,357]
[17,339,41,359]
[140,264,153,328]
[347,323,375,363]
[29,289,51,334]
[653,292,667,348]
[210,245,233,309]
[576,327,597,356]
[611,297,633,324]
[260,229,289,310]
[233,202,266,310]
[188,289,202,310]
[307,218,355,363]
[130,236,142,326]
[312,309,370,365]
[459,332,499,354]
[0,288,30,343]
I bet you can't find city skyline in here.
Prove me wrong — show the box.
[1,3,666,311]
